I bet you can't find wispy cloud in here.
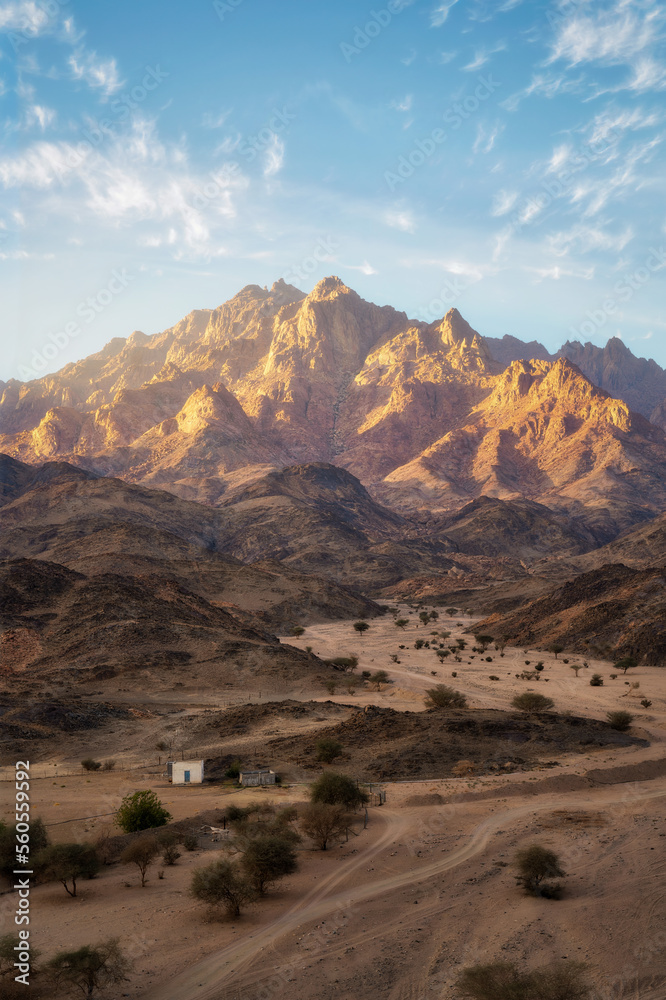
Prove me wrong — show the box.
[463,41,506,71]
[390,94,413,113]
[0,1,52,34]
[384,209,416,233]
[430,1,459,28]
[68,49,123,96]
[263,134,285,177]
[473,122,504,154]
[491,189,519,217]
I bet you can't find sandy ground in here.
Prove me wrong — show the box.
[2,605,666,999]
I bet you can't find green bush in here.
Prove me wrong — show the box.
[115,790,171,833]
[316,738,343,763]
[310,771,368,809]
[425,685,467,708]
[589,674,603,687]
[511,693,554,714]
[81,758,102,772]
[606,710,633,732]
[240,835,298,893]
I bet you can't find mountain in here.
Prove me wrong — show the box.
[2,279,666,537]
[485,334,666,431]
[474,563,666,665]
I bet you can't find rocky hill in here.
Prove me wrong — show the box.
[485,334,666,431]
[474,563,666,665]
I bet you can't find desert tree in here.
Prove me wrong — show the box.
[569,664,582,677]
[614,656,638,675]
[300,803,348,851]
[120,836,160,887]
[47,939,130,999]
[310,771,368,809]
[115,790,171,833]
[549,644,564,659]
[35,843,100,897]
[239,835,298,894]
[514,844,565,898]
[395,619,409,629]
[353,620,370,634]
[370,670,391,690]
[474,634,494,652]
[191,859,256,918]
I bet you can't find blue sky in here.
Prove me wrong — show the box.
[1,0,666,380]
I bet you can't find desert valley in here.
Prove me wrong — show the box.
[1,278,666,998]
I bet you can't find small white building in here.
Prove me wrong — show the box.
[239,768,276,787]
[171,760,204,785]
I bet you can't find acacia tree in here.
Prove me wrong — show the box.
[474,634,494,652]
[514,845,565,898]
[47,939,130,998]
[120,836,160,887]
[614,656,638,675]
[239,835,298,894]
[549,644,564,659]
[353,621,370,634]
[300,803,348,851]
[35,843,100,898]
[191,859,256,918]
[310,771,368,809]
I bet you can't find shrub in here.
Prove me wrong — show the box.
[182,833,198,851]
[361,670,371,679]
[324,680,337,695]
[162,844,181,866]
[81,758,102,772]
[607,710,633,732]
[315,738,343,764]
[395,619,409,629]
[240,835,298,893]
[511,693,554,714]
[489,675,500,681]
[299,803,348,851]
[514,844,565,898]
[455,960,591,999]
[35,843,100,897]
[310,772,368,809]
[425,685,467,709]
[102,759,116,771]
[191,859,256,918]
[115,791,171,833]
[370,670,391,690]
[589,674,603,687]
[641,699,652,708]
[224,758,242,781]
[290,626,305,636]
